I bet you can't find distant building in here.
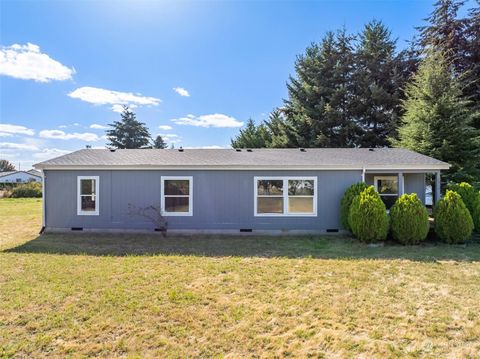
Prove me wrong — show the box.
[0,170,42,183]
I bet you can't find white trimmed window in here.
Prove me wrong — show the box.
[77,176,99,215]
[374,175,398,209]
[161,176,193,216]
[254,177,317,216]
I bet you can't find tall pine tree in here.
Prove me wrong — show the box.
[393,51,479,182]
[231,119,269,148]
[463,2,480,129]
[153,135,168,149]
[419,0,480,130]
[419,0,468,75]
[282,29,358,147]
[106,106,151,149]
[353,20,406,147]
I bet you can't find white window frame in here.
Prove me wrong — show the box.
[161,176,193,216]
[77,176,100,216]
[374,175,399,197]
[254,176,317,217]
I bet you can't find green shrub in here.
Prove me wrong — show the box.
[473,192,480,232]
[449,182,478,214]
[10,182,42,198]
[449,182,480,232]
[434,190,473,243]
[390,193,429,244]
[348,186,389,243]
[340,182,369,230]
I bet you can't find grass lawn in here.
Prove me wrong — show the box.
[1,199,480,358]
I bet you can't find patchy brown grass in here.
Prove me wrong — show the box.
[1,199,480,358]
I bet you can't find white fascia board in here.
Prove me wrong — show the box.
[35,164,451,171]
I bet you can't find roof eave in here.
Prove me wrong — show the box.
[35,164,451,171]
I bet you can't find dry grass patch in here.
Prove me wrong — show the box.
[1,199,480,358]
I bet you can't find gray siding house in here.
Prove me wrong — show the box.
[34,148,450,234]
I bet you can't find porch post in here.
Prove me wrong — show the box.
[398,172,404,196]
[435,171,441,205]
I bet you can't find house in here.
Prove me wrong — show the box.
[27,169,42,177]
[33,148,450,234]
[0,170,42,184]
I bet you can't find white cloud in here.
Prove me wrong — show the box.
[39,129,100,142]
[0,43,75,82]
[68,87,160,113]
[0,142,38,151]
[158,125,173,130]
[158,133,178,139]
[33,148,71,160]
[0,133,13,137]
[0,124,35,136]
[90,124,109,130]
[173,87,190,97]
[111,104,125,113]
[171,113,243,128]
[58,125,67,129]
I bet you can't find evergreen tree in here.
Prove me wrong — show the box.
[231,118,269,148]
[419,0,468,74]
[282,29,358,147]
[393,51,479,182]
[106,106,151,149]
[464,2,480,129]
[353,20,406,147]
[153,135,168,149]
[265,109,291,148]
[419,0,480,130]
[0,159,15,172]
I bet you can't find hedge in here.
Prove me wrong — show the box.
[390,193,429,244]
[340,182,369,231]
[434,190,473,243]
[348,186,389,243]
[10,182,42,198]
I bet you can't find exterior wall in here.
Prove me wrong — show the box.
[365,172,426,204]
[44,169,363,231]
[0,172,42,183]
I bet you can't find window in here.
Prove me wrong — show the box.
[254,177,317,216]
[161,176,193,216]
[374,176,398,209]
[77,176,99,215]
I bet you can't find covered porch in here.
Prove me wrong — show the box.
[362,169,442,209]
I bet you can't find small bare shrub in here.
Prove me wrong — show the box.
[128,204,168,236]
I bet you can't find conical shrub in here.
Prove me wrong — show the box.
[434,190,474,243]
[449,182,480,232]
[390,193,429,244]
[340,182,369,231]
[348,186,389,243]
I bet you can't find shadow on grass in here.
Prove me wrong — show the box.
[4,232,480,261]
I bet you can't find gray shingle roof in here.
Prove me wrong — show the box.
[34,148,450,170]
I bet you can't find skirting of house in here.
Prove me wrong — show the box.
[44,227,350,236]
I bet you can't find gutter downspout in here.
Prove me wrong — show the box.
[361,167,366,183]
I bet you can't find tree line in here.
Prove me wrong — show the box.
[231,0,480,183]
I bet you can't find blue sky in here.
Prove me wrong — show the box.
[1,0,437,169]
